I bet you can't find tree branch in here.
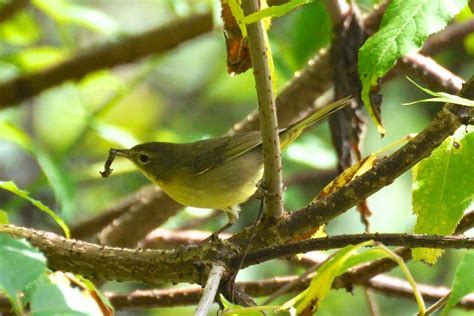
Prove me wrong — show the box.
[242,0,284,219]
[386,53,464,94]
[236,234,474,267]
[0,11,213,107]
[420,18,474,56]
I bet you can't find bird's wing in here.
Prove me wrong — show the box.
[184,132,262,175]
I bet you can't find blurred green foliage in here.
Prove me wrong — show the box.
[0,1,473,315]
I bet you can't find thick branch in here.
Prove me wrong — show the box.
[0,12,213,107]
[0,224,212,284]
[242,0,284,218]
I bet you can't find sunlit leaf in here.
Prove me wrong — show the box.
[0,122,76,221]
[0,181,70,238]
[441,251,474,315]
[91,121,140,148]
[403,77,474,107]
[226,0,246,37]
[338,248,386,272]
[281,240,374,313]
[221,0,251,74]
[243,0,311,24]
[34,149,76,221]
[31,272,104,316]
[318,154,377,198]
[33,0,120,35]
[412,127,474,264]
[281,241,425,315]
[14,47,69,72]
[0,11,41,46]
[74,275,114,316]
[220,294,280,316]
[0,235,47,311]
[0,121,32,151]
[358,0,467,134]
[0,210,8,224]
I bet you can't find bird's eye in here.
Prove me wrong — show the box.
[139,154,150,164]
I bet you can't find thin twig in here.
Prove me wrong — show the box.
[365,288,381,316]
[234,234,474,267]
[242,0,284,219]
[194,265,225,316]
[420,19,474,56]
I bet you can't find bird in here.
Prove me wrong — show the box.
[101,97,351,235]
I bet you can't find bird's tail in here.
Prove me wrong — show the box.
[279,96,352,149]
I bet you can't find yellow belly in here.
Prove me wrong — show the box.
[155,152,263,210]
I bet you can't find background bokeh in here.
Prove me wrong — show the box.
[1,0,473,315]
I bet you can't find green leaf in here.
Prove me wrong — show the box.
[227,0,247,37]
[34,149,76,221]
[0,210,8,224]
[0,181,70,238]
[0,11,41,46]
[31,276,103,316]
[403,77,474,107]
[441,251,474,315]
[412,127,474,264]
[0,121,32,151]
[358,0,467,134]
[0,235,47,310]
[75,275,114,314]
[33,0,120,35]
[242,0,311,24]
[281,241,425,315]
[338,248,386,272]
[91,121,141,148]
[14,46,69,72]
[282,240,374,314]
[220,293,279,315]
[0,122,76,221]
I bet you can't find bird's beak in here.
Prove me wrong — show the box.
[110,148,131,159]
